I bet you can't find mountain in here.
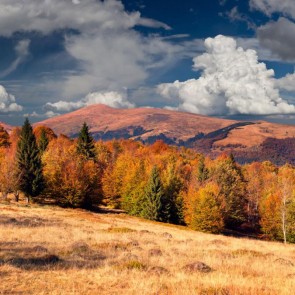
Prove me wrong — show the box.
[37,104,295,165]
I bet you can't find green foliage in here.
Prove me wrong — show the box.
[38,128,49,154]
[140,166,165,221]
[17,118,44,199]
[76,122,96,160]
[191,182,224,234]
[213,155,247,229]
[162,167,184,224]
[197,155,209,184]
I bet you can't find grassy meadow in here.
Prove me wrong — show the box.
[1,202,295,295]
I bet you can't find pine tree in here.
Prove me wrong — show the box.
[141,166,165,221]
[76,122,96,160]
[38,128,49,154]
[197,155,209,184]
[17,118,44,201]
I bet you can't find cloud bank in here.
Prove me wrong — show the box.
[157,35,295,115]
[0,0,188,101]
[0,85,23,112]
[45,91,134,112]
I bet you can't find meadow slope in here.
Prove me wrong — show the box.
[1,203,295,295]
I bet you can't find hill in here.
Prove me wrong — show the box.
[37,104,295,164]
[1,202,295,294]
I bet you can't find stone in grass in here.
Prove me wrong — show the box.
[183,261,212,273]
[148,248,163,256]
[71,241,90,253]
[148,266,169,275]
[161,232,173,239]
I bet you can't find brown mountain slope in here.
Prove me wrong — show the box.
[36,104,238,141]
[37,104,295,164]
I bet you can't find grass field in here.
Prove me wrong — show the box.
[1,202,295,295]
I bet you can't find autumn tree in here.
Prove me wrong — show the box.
[17,118,44,202]
[141,166,165,221]
[76,122,96,160]
[0,125,10,148]
[190,182,225,234]
[43,136,101,208]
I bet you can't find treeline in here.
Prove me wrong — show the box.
[0,120,295,243]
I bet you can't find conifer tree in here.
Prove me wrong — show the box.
[17,118,44,201]
[76,122,96,160]
[141,166,165,221]
[38,128,49,154]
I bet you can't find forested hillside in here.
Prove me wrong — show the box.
[1,120,295,243]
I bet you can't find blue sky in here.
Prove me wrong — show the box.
[0,0,295,125]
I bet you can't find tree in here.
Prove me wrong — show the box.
[76,122,96,160]
[141,166,165,221]
[190,182,225,234]
[43,136,101,208]
[17,118,44,201]
[38,128,49,154]
[212,154,247,229]
[0,125,10,148]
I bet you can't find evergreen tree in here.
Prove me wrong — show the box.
[162,168,184,224]
[17,118,44,201]
[197,155,209,184]
[141,166,165,221]
[38,128,49,154]
[76,122,96,160]
[213,154,247,229]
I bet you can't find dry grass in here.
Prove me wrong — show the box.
[1,203,295,295]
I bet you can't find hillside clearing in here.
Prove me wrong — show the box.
[0,203,295,295]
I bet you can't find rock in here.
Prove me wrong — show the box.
[148,266,169,275]
[183,261,212,273]
[161,232,173,239]
[148,248,163,256]
[71,241,90,253]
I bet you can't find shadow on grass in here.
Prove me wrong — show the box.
[0,243,106,271]
[0,215,62,228]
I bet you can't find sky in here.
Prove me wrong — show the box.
[1,0,295,125]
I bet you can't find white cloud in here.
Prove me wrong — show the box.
[250,0,295,19]
[24,110,60,118]
[157,35,295,115]
[0,39,30,78]
[45,90,134,112]
[0,0,189,100]
[0,85,23,112]
[276,73,295,92]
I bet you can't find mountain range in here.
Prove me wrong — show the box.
[2,104,295,164]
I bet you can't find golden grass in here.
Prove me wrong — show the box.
[1,203,295,295]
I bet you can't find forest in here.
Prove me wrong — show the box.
[0,119,295,244]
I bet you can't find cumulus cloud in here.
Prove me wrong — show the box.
[0,39,30,78]
[276,73,295,92]
[157,35,295,115]
[45,91,134,112]
[257,18,295,61]
[0,85,23,112]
